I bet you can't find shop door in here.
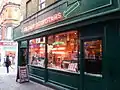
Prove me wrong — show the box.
[20,48,27,66]
[81,38,103,90]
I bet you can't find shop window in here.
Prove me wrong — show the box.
[84,40,102,75]
[47,31,79,73]
[29,37,45,67]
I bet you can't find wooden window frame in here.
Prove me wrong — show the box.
[39,0,46,10]
[26,0,32,18]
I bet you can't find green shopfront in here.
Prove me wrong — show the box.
[14,0,120,90]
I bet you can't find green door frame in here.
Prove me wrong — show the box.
[18,41,21,66]
[80,36,103,90]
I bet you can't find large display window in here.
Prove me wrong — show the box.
[29,37,45,67]
[47,31,79,73]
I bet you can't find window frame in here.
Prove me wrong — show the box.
[39,0,46,10]
[6,27,13,40]
[26,0,32,18]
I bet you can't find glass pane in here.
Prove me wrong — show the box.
[29,37,45,67]
[40,0,45,3]
[6,27,12,40]
[84,40,102,74]
[41,3,45,9]
[47,31,79,73]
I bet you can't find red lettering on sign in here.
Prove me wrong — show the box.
[23,12,63,33]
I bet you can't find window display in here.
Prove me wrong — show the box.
[84,40,102,74]
[29,37,45,67]
[47,31,79,72]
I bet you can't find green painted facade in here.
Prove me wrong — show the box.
[14,0,119,40]
[14,0,120,90]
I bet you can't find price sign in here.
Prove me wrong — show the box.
[68,63,77,72]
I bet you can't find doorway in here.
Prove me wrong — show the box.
[81,38,103,90]
[20,48,27,66]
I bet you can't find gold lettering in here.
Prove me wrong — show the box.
[23,12,63,33]
[57,12,62,19]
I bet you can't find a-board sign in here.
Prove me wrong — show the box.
[19,65,29,83]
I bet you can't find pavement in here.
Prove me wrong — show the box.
[0,65,17,75]
[0,66,54,90]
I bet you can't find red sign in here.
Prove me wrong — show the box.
[0,42,17,46]
[23,12,63,33]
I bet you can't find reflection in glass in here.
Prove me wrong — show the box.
[84,40,102,74]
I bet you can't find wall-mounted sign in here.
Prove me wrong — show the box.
[23,12,63,33]
[0,41,17,46]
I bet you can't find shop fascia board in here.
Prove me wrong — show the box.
[14,7,120,41]
[23,0,114,24]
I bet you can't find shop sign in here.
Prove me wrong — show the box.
[23,12,63,33]
[2,42,17,46]
[0,42,17,46]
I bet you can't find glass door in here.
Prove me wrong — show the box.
[82,38,103,90]
[83,39,102,76]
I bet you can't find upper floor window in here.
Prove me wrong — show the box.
[39,0,46,10]
[39,0,57,10]
[6,27,13,40]
[26,0,32,17]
